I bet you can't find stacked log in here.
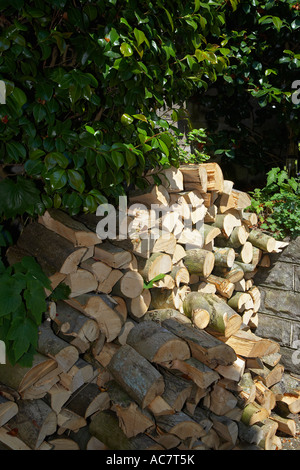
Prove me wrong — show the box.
[0,162,299,451]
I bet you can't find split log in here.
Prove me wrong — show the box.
[162,318,237,367]
[242,212,258,227]
[215,357,246,382]
[65,383,110,419]
[112,270,144,299]
[251,247,263,266]
[209,383,238,416]
[255,418,278,450]
[143,308,192,325]
[169,357,220,389]
[227,292,253,313]
[129,184,170,206]
[156,411,207,440]
[126,321,190,363]
[147,396,175,417]
[159,369,193,412]
[254,380,276,412]
[247,229,277,253]
[0,353,57,397]
[203,224,221,245]
[183,248,215,277]
[270,413,297,437]
[204,274,235,299]
[223,330,280,358]
[0,397,18,427]
[210,413,239,446]
[216,225,249,248]
[212,264,245,283]
[0,427,31,450]
[116,320,136,346]
[172,243,186,264]
[180,164,208,192]
[80,258,112,283]
[250,363,284,388]
[152,232,177,255]
[218,189,251,213]
[128,289,152,319]
[137,252,172,282]
[169,266,190,287]
[38,209,101,246]
[37,321,79,372]
[5,399,57,450]
[94,242,132,269]
[58,358,94,394]
[149,286,190,312]
[236,241,253,264]
[17,222,89,275]
[241,402,269,426]
[52,300,99,352]
[97,269,123,294]
[44,384,72,414]
[57,408,86,433]
[107,380,155,437]
[46,437,80,450]
[66,294,124,342]
[201,162,224,192]
[108,344,165,408]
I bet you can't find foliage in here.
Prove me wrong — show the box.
[0,255,70,366]
[0,0,233,222]
[189,0,300,174]
[248,167,300,239]
[178,128,211,164]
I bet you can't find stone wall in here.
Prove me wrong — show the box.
[255,237,300,375]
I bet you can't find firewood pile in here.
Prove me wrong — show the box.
[0,162,299,451]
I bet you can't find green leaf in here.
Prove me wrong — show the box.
[24,282,46,324]
[134,28,146,47]
[132,114,147,122]
[120,42,133,57]
[68,169,85,193]
[121,113,134,125]
[9,317,38,361]
[111,151,124,169]
[10,87,27,108]
[45,152,69,170]
[49,169,68,190]
[0,277,22,317]
[272,17,283,31]
[143,273,166,289]
[0,177,40,218]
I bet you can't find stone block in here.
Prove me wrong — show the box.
[279,346,300,375]
[254,261,294,291]
[256,313,292,347]
[277,237,300,265]
[259,287,300,321]
[295,266,300,292]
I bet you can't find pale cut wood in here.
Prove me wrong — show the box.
[236,241,253,264]
[204,204,217,223]
[215,357,246,382]
[107,380,155,437]
[172,243,186,264]
[212,214,241,238]
[180,164,208,192]
[45,384,72,414]
[143,308,192,325]
[108,344,165,408]
[116,320,136,346]
[149,285,190,313]
[159,369,193,412]
[241,402,269,426]
[0,397,18,427]
[52,300,99,351]
[247,229,277,253]
[203,224,221,245]
[183,248,215,277]
[6,399,57,450]
[197,281,217,294]
[156,411,206,440]
[223,330,280,358]
[66,383,110,419]
[218,189,251,213]
[212,264,245,283]
[66,294,124,342]
[0,354,57,396]
[129,184,170,206]
[201,162,224,192]
[97,269,123,294]
[251,363,285,388]
[228,292,253,312]
[64,268,98,297]
[137,252,172,282]
[204,274,235,299]
[38,321,79,373]
[147,396,175,416]
[129,289,152,319]
[162,318,237,368]
[94,241,132,269]
[38,209,101,246]
[80,258,112,283]
[47,437,80,450]
[169,357,220,389]
[152,232,177,255]
[256,418,278,450]
[242,212,258,227]
[17,222,89,275]
[254,380,276,412]
[216,225,249,249]
[126,321,190,363]
[209,383,238,416]
[270,413,297,437]
[251,246,263,266]
[0,426,31,450]
[169,266,190,287]
[110,234,155,259]
[58,358,94,394]
[93,343,120,368]
[259,254,271,268]
[112,270,144,299]
[57,408,86,433]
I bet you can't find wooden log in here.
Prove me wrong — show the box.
[183,248,215,277]
[126,320,190,363]
[37,321,79,373]
[184,292,242,337]
[210,413,239,446]
[89,410,163,450]
[109,235,155,259]
[179,164,208,192]
[248,286,261,313]
[159,369,193,412]
[213,264,245,283]
[112,270,144,299]
[5,399,57,450]
[137,252,172,282]
[176,228,203,250]
[237,371,257,407]
[66,383,110,419]
[66,294,124,342]
[212,214,241,239]
[94,241,132,269]
[97,269,123,294]
[116,320,136,346]
[270,413,297,437]
[169,357,220,389]
[44,384,72,414]
[149,285,190,313]
[58,358,94,394]
[254,380,276,412]
[203,224,221,245]
[108,344,165,408]
[182,291,211,329]
[204,274,235,299]
[209,383,238,416]
[80,258,112,283]
[242,212,258,227]
[216,225,249,248]
[156,411,207,440]
[129,184,170,206]
[52,301,99,353]
[17,222,89,276]
[128,289,152,319]
[152,232,177,255]
[38,209,101,246]
[256,418,278,450]
[236,241,253,264]
[162,318,237,368]
[57,408,86,433]
[202,162,224,192]
[169,266,190,287]
[241,402,269,426]
[223,330,280,358]
[172,243,186,264]
[215,357,246,382]
[218,189,251,213]
[250,363,285,388]
[0,354,57,397]
[143,308,192,325]
[147,396,175,417]
[46,437,80,450]
[251,246,263,266]
[0,397,18,427]
[247,229,277,253]
[107,380,155,437]
[213,247,235,268]
[227,292,253,312]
